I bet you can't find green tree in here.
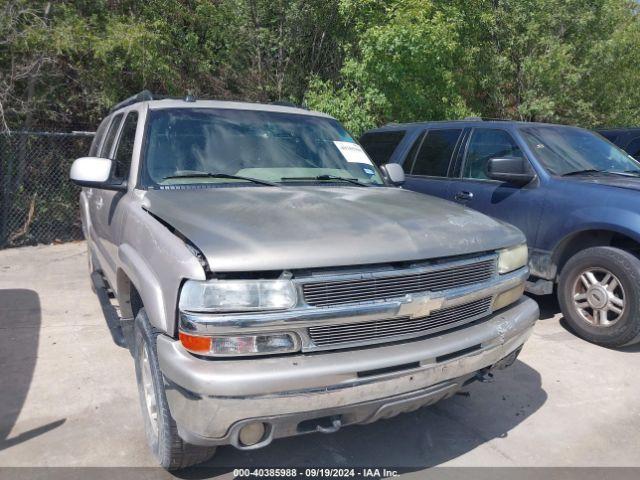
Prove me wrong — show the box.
[306,0,476,136]
[307,0,640,133]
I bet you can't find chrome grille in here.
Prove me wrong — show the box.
[302,258,495,308]
[308,297,493,348]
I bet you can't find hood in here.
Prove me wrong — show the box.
[562,174,640,192]
[143,186,524,272]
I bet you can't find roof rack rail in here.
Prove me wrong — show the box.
[462,116,516,122]
[109,90,154,113]
[270,100,308,110]
[110,90,205,113]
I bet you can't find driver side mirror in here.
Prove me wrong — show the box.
[70,157,127,191]
[486,157,535,186]
[381,163,405,186]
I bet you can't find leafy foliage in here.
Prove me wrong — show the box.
[1,0,640,136]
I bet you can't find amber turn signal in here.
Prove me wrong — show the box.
[179,332,212,354]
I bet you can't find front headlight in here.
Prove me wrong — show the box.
[497,244,528,274]
[179,279,298,313]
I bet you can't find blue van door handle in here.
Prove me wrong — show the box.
[454,191,474,202]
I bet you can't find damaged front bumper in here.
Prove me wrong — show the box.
[157,296,538,449]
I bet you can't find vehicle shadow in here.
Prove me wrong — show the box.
[0,289,65,452]
[174,359,546,478]
[530,294,561,322]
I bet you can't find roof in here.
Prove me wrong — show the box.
[596,127,640,134]
[365,119,584,134]
[109,91,330,118]
[144,98,331,118]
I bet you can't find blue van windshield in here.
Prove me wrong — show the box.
[520,125,640,176]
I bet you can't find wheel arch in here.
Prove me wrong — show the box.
[117,244,170,334]
[116,267,144,320]
[552,227,640,277]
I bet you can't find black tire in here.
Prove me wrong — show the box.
[558,246,640,347]
[133,309,216,469]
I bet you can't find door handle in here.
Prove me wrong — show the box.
[454,191,474,202]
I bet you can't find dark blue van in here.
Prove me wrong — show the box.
[361,120,640,347]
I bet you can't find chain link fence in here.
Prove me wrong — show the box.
[0,130,95,249]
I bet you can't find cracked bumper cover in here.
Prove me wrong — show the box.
[157,296,538,447]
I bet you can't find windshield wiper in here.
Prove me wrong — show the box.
[280,174,370,187]
[162,172,279,186]
[561,169,606,176]
[562,169,640,178]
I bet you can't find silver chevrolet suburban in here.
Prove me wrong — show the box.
[70,91,538,470]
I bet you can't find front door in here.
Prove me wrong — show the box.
[99,111,139,274]
[448,127,546,248]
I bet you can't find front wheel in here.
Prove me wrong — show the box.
[133,309,216,469]
[558,246,640,347]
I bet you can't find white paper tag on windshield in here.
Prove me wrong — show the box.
[334,141,373,165]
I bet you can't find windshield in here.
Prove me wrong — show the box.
[140,108,384,187]
[519,125,640,176]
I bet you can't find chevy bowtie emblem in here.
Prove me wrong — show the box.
[398,294,445,319]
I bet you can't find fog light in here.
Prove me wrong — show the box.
[239,422,266,446]
[493,284,525,311]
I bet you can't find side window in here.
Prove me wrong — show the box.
[359,131,406,166]
[411,129,462,177]
[113,112,139,181]
[626,137,640,159]
[463,129,524,180]
[89,117,110,157]
[100,113,124,159]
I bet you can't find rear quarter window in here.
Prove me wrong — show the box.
[359,131,406,166]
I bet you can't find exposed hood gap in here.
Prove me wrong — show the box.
[142,207,211,274]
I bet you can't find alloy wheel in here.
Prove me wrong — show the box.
[140,343,159,437]
[572,267,625,327]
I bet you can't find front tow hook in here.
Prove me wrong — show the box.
[316,416,342,434]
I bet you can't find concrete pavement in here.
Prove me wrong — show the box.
[1,242,639,471]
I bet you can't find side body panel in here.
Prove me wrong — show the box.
[534,179,640,257]
[82,103,206,335]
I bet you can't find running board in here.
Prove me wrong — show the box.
[90,271,130,350]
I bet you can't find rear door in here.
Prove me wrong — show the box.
[403,128,465,199]
[448,127,545,245]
